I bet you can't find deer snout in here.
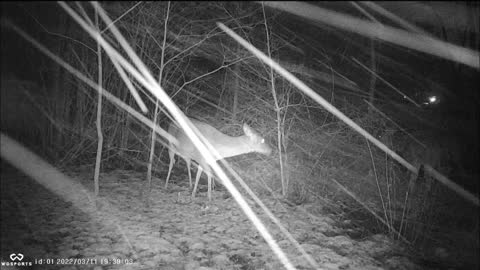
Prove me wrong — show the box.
[261,142,273,156]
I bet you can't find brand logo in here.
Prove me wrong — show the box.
[1,253,32,267]
[10,253,24,261]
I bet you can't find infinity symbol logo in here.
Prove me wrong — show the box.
[10,253,24,261]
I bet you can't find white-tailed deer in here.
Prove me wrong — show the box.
[165,117,272,200]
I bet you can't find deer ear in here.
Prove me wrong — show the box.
[243,123,253,137]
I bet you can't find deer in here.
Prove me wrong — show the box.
[164,117,272,200]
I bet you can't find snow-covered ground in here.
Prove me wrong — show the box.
[1,165,432,270]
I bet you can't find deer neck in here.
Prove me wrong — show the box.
[209,135,252,160]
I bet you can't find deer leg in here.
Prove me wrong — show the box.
[186,159,192,188]
[165,151,175,189]
[192,165,203,198]
[207,170,213,201]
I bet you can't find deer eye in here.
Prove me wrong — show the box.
[261,139,265,143]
